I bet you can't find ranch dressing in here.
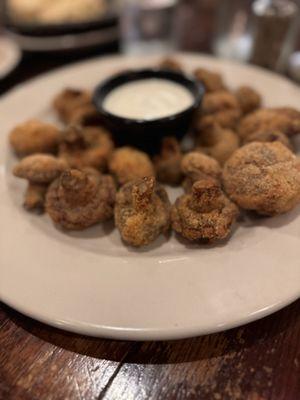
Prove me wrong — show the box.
[103,78,194,120]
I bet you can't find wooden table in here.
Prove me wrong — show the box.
[1,300,300,399]
[1,2,300,398]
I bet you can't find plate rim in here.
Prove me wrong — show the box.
[1,290,298,341]
[1,51,299,101]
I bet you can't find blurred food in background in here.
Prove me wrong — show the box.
[7,0,107,25]
[3,0,118,53]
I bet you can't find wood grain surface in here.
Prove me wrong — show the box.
[1,300,299,400]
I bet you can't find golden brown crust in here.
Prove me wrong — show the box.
[196,124,240,165]
[9,119,60,157]
[154,137,183,185]
[194,68,226,93]
[59,125,114,171]
[235,86,262,114]
[24,183,48,212]
[115,177,171,247]
[158,57,183,72]
[13,154,68,183]
[197,90,242,130]
[171,179,238,243]
[222,142,300,216]
[67,104,101,126]
[109,147,155,186]
[181,151,222,192]
[52,88,93,124]
[243,130,292,149]
[46,168,116,230]
[238,108,300,139]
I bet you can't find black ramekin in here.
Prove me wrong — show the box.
[93,69,204,153]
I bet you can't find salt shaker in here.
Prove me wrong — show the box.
[250,0,299,72]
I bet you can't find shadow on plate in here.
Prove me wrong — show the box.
[61,219,115,240]
[239,206,300,230]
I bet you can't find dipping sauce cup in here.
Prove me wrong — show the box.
[93,69,204,153]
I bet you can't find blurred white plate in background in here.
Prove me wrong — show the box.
[0,36,21,79]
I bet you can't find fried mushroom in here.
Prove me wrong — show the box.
[196,123,240,165]
[194,68,226,93]
[53,87,103,126]
[181,151,222,192]
[67,103,101,126]
[223,142,300,216]
[24,183,47,212]
[46,168,116,230]
[154,137,183,185]
[197,90,242,130]
[109,147,155,186]
[13,154,68,183]
[158,57,183,72]
[9,119,60,157]
[59,125,114,171]
[171,179,238,243]
[235,86,262,114]
[243,130,292,149]
[238,108,300,140]
[52,88,92,124]
[114,176,170,247]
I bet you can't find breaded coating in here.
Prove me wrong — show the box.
[67,103,101,126]
[238,108,300,140]
[181,151,222,192]
[196,123,240,165]
[275,107,300,121]
[59,125,114,171]
[223,142,300,216]
[53,88,98,125]
[24,183,47,212]
[13,154,68,183]
[158,57,183,72]
[46,168,116,230]
[53,88,92,124]
[194,67,226,93]
[114,177,170,247]
[197,90,241,130]
[9,119,60,157]
[109,147,155,186]
[235,86,262,114]
[243,130,292,150]
[154,137,183,185]
[171,179,238,243]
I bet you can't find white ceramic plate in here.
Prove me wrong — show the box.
[0,53,299,341]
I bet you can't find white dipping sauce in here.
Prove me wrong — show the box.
[103,78,194,120]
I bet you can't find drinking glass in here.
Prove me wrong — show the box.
[120,0,178,55]
[213,0,254,62]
